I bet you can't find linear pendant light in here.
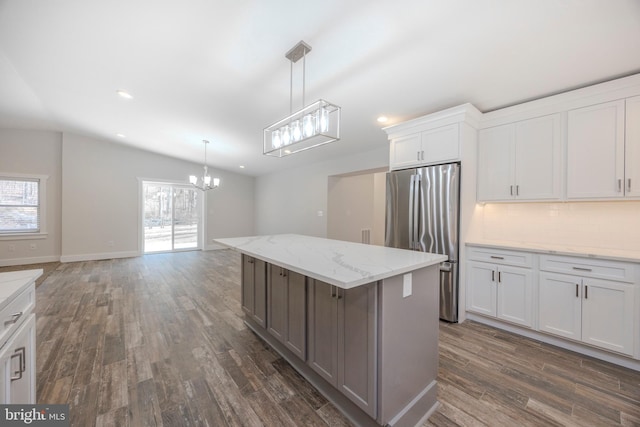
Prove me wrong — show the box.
[263,41,341,157]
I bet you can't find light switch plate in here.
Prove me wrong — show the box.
[403,273,412,298]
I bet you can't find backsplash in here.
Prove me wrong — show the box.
[475,201,640,252]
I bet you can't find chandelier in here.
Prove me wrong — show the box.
[264,41,341,157]
[189,140,220,191]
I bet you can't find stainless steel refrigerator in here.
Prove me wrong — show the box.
[385,163,460,322]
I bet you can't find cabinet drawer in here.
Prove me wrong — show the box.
[0,285,35,350]
[467,247,533,268]
[539,255,634,283]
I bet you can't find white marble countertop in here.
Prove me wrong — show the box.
[0,269,42,312]
[214,234,447,289]
[466,240,640,263]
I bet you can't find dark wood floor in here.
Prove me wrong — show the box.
[33,250,640,426]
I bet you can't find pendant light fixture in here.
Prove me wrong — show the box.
[264,41,341,157]
[189,140,220,191]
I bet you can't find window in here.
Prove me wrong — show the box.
[0,174,48,238]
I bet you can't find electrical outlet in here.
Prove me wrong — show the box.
[107,240,114,247]
[29,243,37,250]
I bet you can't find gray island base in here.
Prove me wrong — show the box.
[214,234,447,427]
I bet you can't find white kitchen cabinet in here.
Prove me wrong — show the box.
[626,96,640,198]
[539,271,635,356]
[0,314,36,404]
[567,100,625,199]
[466,248,534,327]
[478,113,561,201]
[389,124,459,169]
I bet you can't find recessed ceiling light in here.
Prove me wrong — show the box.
[239,165,245,169]
[116,133,126,138]
[116,90,133,99]
[377,116,388,123]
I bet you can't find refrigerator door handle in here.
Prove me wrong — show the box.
[408,174,415,249]
[412,173,421,250]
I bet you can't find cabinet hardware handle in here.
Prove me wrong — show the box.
[510,185,513,196]
[490,256,504,260]
[575,284,579,298]
[584,285,588,299]
[491,270,495,282]
[421,150,425,161]
[10,347,26,382]
[330,286,336,298]
[628,178,632,192]
[572,267,592,272]
[516,185,519,196]
[618,179,622,192]
[498,271,502,283]
[336,289,342,300]
[417,151,420,161]
[4,312,23,325]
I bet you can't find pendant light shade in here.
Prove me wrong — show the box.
[264,41,341,157]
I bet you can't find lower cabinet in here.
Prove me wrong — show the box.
[466,260,533,328]
[0,314,36,404]
[241,255,267,327]
[539,272,635,356]
[267,265,306,359]
[307,279,377,418]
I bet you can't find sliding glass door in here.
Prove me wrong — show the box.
[143,182,200,253]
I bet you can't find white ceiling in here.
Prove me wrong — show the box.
[1,0,640,177]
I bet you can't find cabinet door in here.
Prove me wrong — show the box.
[496,266,533,327]
[581,278,634,356]
[477,125,515,201]
[390,134,422,169]
[243,256,266,328]
[466,262,497,316]
[515,114,562,200]
[0,315,36,404]
[567,100,625,199]
[267,265,287,341]
[538,272,581,341]
[337,283,377,418]
[307,280,338,385]
[241,255,255,315]
[421,124,459,164]
[626,96,640,198]
[284,271,306,359]
[253,259,267,327]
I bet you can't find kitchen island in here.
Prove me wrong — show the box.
[214,234,447,427]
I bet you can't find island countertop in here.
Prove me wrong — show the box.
[214,234,447,289]
[0,269,42,312]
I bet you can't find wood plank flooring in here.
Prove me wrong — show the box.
[33,250,640,426]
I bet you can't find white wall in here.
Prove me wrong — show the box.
[0,129,62,265]
[475,201,640,252]
[61,132,254,261]
[255,146,388,237]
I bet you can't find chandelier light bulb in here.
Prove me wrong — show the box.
[272,129,282,148]
[303,114,315,137]
[291,120,302,142]
[319,106,329,133]
[282,125,291,145]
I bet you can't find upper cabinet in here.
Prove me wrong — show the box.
[478,114,562,202]
[389,124,459,169]
[567,100,625,199]
[384,103,482,171]
[626,96,640,198]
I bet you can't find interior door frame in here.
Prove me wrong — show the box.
[137,178,205,255]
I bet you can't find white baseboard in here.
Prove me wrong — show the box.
[60,250,140,263]
[0,255,60,267]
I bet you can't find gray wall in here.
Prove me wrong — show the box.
[0,129,255,265]
[0,129,62,265]
[254,146,389,237]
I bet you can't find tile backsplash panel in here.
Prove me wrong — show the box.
[477,201,640,252]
